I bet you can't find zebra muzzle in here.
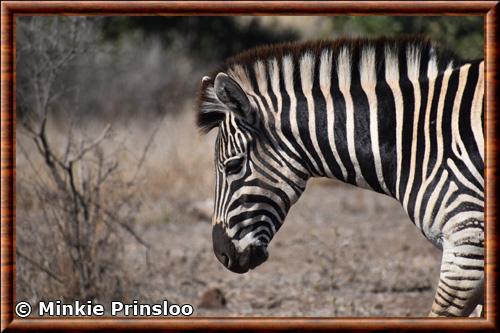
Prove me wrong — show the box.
[212,224,269,273]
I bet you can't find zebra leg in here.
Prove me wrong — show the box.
[430,238,484,317]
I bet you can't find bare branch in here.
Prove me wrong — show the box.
[68,124,112,163]
[130,115,166,184]
[16,250,64,285]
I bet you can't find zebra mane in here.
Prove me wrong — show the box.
[197,36,462,134]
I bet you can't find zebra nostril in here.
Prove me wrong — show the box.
[219,253,229,267]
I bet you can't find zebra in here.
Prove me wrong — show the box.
[196,37,484,317]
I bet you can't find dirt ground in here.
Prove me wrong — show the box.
[127,178,442,317]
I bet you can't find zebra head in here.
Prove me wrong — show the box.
[198,72,308,273]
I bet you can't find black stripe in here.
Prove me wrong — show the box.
[440,278,475,292]
[440,68,460,159]
[397,47,415,206]
[350,46,384,193]
[228,209,280,230]
[445,275,481,281]
[312,54,345,180]
[437,285,468,301]
[435,290,465,309]
[375,43,397,197]
[453,252,484,260]
[458,61,483,175]
[228,194,286,220]
[293,56,326,176]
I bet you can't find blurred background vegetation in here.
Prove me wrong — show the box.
[17,16,483,123]
[16,16,483,314]
[101,16,483,63]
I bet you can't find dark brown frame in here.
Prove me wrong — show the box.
[1,1,498,332]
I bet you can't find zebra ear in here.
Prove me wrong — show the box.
[214,73,258,126]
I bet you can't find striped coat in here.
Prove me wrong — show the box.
[197,37,484,316]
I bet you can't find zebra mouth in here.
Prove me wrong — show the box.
[212,224,269,273]
[248,244,269,270]
[219,244,269,274]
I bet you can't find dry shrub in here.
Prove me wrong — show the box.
[16,121,150,302]
[16,16,216,304]
[16,16,152,302]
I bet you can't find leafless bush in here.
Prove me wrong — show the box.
[16,16,152,301]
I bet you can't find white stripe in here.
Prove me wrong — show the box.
[402,45,422,212]
[385,47,403,200]
[471,61,484,161]
[360,47,389,194]
[422,54,438,179]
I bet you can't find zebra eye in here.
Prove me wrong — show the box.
[225,157,244,175]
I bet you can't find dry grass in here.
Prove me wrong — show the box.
[142,108,216,201]
[126,108,217,225]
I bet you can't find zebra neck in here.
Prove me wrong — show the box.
[278,80,400,196]
[272,60,483,202]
